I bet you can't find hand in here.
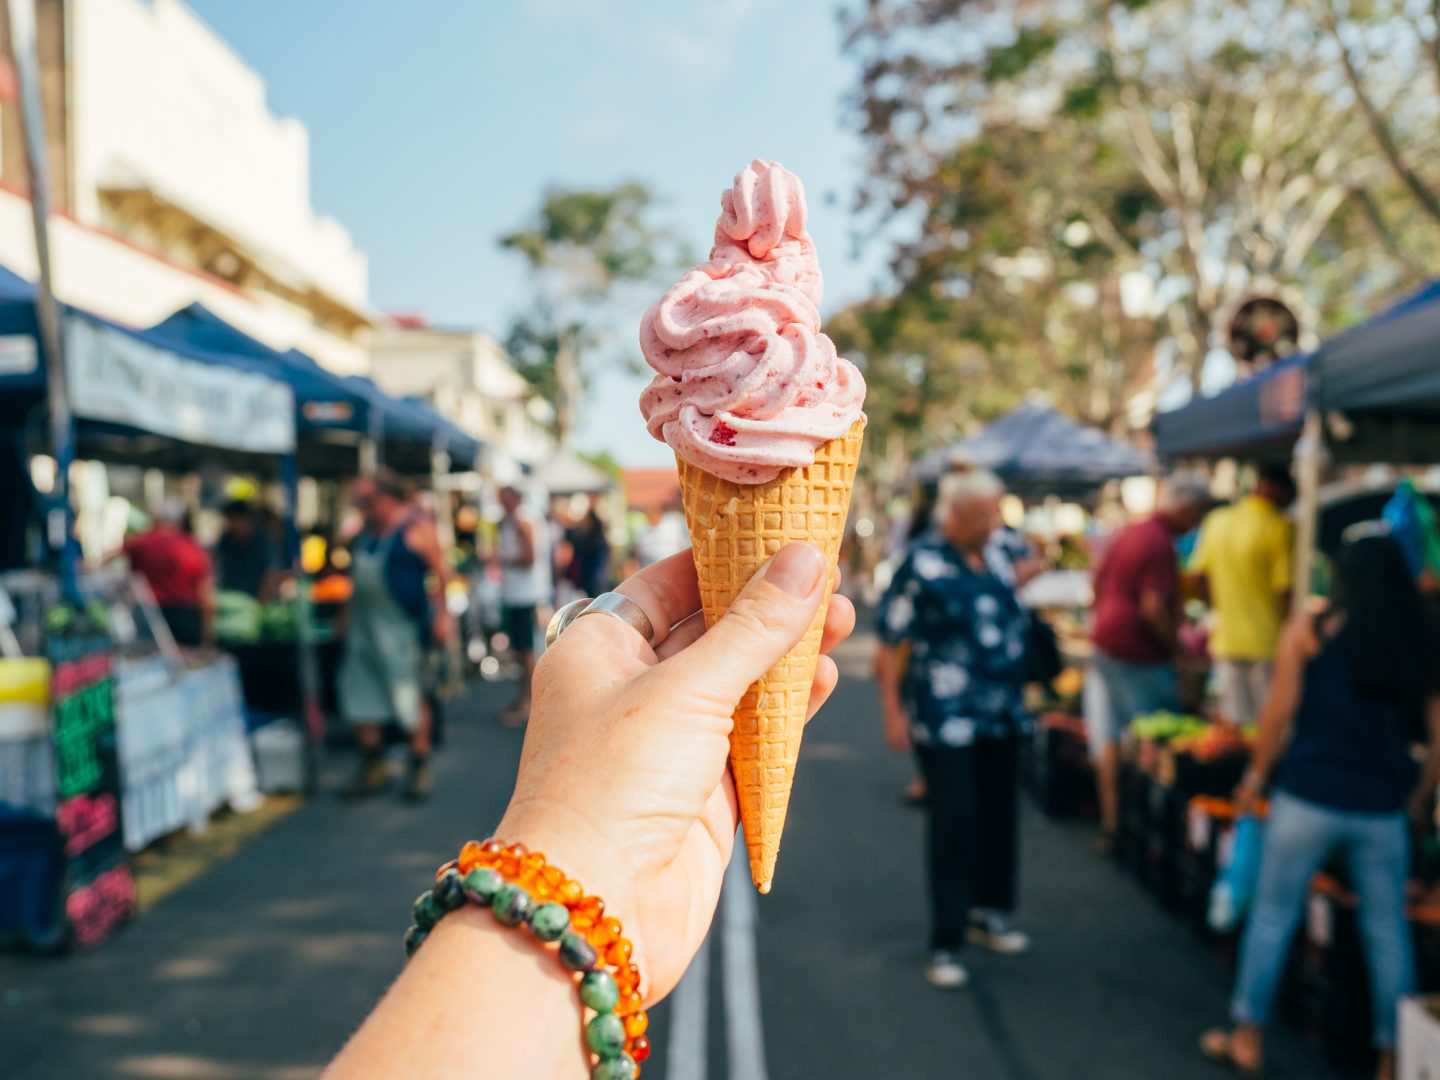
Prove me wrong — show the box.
[1409,783,1434,825]
[1232,771,1263,817]
[431,608,455,647]
[495,543,855,1002]
[883,701,911,753]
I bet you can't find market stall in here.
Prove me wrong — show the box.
[1141,278,1440,1068]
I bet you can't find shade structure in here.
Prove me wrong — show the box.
[1310,280,1440,463]
[0,267,297,469]
[1152,354,1309,462]
[915,401,1151,496]
[148,305,482,473]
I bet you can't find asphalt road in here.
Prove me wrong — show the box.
[0,632,1346,1080]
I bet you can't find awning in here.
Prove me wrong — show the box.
[915,401,1151,495]
[149,305,482,471]
[0,266,296,458]
[147,304,370,434]
[1152,354,1309,461]
[1313,280,1440,417]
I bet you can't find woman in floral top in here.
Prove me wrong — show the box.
[876,470,1032,989]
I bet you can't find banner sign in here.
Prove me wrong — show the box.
[47,610,134,950]
[66,318,295,454]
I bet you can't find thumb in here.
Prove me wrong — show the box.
[657,543,827,706]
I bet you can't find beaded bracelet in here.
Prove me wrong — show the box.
[404,838,649,1080]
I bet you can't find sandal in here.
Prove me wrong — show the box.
[1199,1028,1263,1077]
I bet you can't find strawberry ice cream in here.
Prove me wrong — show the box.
[639,160,866,484]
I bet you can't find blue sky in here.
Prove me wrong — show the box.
[187,0,892,466]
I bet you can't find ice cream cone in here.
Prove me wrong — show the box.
[676,418,865,892]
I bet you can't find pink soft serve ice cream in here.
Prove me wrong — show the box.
[639,159,866,484]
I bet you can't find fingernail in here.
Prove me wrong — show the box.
[764,543,824,597]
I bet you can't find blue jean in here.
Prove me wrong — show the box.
[1230,791,1414,1048]
[1086,652,1176,755]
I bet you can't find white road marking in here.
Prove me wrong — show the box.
[666,923,710,1080]
[723,843,769,1080]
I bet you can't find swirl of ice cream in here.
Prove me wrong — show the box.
[638,159,866,484]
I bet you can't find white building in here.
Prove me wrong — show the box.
[368,318,555,475]
[0,0,370,372]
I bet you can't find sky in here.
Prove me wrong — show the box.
[186,0,893,467]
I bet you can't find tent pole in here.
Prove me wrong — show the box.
[282,451,323,793]
[1291,409,1323,617]
[7,0,76,598]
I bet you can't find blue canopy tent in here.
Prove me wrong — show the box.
[146,305,481,475]
[1309,280,1440,463]
[0,266,297,575]
[1151,353,1310,462]
[914,401,1151,498]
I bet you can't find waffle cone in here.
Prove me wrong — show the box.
[676,419,864,892]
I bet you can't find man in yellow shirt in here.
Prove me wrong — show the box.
[1189,465,1296,726]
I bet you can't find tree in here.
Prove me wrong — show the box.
[500,184,684,447]
[843,0,1440,397]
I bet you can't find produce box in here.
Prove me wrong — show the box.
[1292,873,1374,1071]
[1027,713,1096,820]
[1400,995,1440,1080]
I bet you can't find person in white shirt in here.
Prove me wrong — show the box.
[495,484,551,725]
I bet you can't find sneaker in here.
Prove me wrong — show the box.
[968,912,1030,956]
[341,754,389,799]
[924,951,970,989]
[403,757,433,802]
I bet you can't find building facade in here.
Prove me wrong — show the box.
[368,317,555,476]
[0,0,370,372]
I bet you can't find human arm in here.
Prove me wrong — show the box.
[406,517,455,645]
[1409,695,1440,821]
[874,555,918,753]
[506,517,537,569]
[1233,614,1315,814]
[875,644,911,752]
[1138,587,1178,657]
[325,544,856,1078]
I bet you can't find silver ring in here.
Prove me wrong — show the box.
[545,598,591,647]
[575,592,655,645]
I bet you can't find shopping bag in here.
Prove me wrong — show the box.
[1208,814,1263,933]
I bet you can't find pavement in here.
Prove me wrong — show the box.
[0,630,1348,1080]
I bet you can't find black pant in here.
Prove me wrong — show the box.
[159,604,204,648]
[915,737,1020,951]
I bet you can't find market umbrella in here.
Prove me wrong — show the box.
[914,401,1151,496]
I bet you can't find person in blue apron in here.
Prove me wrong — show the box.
[340,470,455,801]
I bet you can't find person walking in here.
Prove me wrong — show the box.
[1201,534,1440,1080]
[566,496,612,598]
[496,484,550,725]
[123,498,216,648]
[339,470,454,802]
[1188,464,1296,727]
[876,469,1033,990]
[1087,477,1212,849]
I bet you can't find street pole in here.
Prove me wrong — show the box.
[5,0,76,597]
[1291,409,1323,616]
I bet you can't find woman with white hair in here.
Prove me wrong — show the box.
[876,469,1033,990]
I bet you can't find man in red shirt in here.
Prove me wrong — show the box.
[124,499,216,648]
[1087,476,1212,844]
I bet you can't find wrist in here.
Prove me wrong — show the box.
[495,802,643,986]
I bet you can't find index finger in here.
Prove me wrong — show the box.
[614,548,702,649]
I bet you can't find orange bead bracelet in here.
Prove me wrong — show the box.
[405,839,647,1078]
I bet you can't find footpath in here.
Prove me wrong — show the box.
[0,636,1343,1079]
